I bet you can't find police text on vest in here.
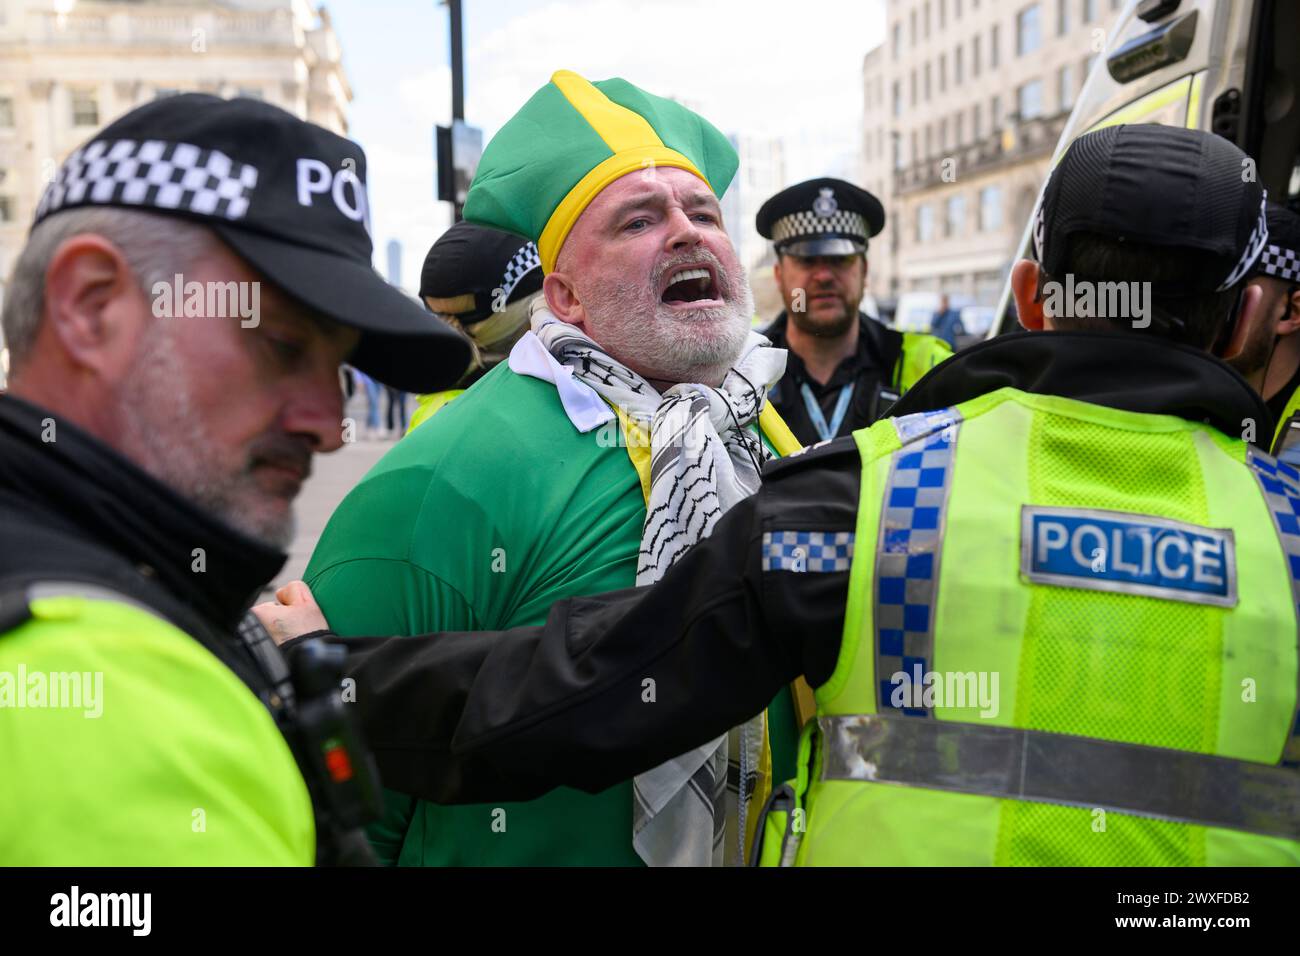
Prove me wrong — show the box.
[1021,506,1236,607]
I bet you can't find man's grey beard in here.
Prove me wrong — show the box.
[582,248,754,384]
[116,322,297,550]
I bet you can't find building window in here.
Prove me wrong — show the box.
[925,124,932,157]
[910,9,917,45]
[237,87,264,100]
[0,97,13,128]
[955,0,962,16]
[911,130,919,164]
[70,89,99,127]
[924,1,932,38]
[893,22,902,57]
[940,54,947,93]
[892,80,902,117]
[940,117,948,151]
[972,34,982,76]
[910,69,917,106]
[946,195,966,237]
[1058,63,1076,111]
[1058,0,1070,34]
[1082,0,1097,22]
[990,24,1000,68]
[924,63,932,101]
[973,102,982,139]
[955,45,964,83]
[1017,79,1044,119]
[980,186,1003,231]
[893,136,902,170]
[991,95,1002,130]
[0,196,13,223]
[956,111,964,145]
[1017,4,1042,56]
[918,204,935,243]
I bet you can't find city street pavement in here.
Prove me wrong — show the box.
[263,393,406,596]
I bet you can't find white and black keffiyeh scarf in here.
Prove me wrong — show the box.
[526,309,786,866]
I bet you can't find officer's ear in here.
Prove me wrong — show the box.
[34,233,151,382]
[1280,285,1300,337]
[1011,259,1047,331]
[1217,282,1265,366]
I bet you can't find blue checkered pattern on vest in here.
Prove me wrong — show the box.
[875,407,963,717]
[761,531,854,572]
[1246,447,1300,763]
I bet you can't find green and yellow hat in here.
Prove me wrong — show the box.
[463,70,738,273]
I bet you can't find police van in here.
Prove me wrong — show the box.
[989,0,1300,337]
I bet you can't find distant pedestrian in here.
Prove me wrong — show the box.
[930,293,965,349]
[356,368,383,438]
[384,385,407,436]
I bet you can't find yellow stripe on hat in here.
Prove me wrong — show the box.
[551,70,663,153]
[539,70,710,272]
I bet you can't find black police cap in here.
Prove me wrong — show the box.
[1032,124,1268,295]
[34,93,472,394]
[755,177,885,257]
[419,220,542,325]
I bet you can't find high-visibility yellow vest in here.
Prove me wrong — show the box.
[756,388,1300,866]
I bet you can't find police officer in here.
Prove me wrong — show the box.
[756,177,950,446]
[407,220,543,431]
[0,95,471,864]
[1242,203,1300,461]
[264,125,1300,866]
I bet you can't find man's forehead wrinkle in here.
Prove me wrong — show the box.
[603,187,718,224]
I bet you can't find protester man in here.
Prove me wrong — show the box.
[0,94,471,864]
[265,124,1300,866]
[406,220,544,431]
[758,178,950,445]
[302,70,804,867]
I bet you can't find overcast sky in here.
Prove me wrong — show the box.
[325,0,887,289]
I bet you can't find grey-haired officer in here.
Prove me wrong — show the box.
[0,93,470,864]
[757,177,951,447]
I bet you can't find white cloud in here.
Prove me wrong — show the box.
[466,0,884,157]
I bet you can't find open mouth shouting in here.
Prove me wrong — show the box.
[660,262,723,310]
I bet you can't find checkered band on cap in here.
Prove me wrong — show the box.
[499,241,541,301]
[771,209,868,245]
[36,138,259,223]
[1257,244,1300,284]
[1218,193,1270,291]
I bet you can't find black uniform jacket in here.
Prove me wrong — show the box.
[762,311,906,446]
[288,331,1270,806]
